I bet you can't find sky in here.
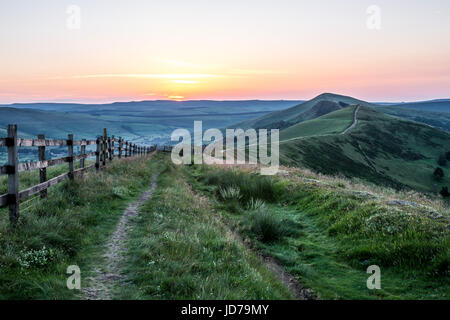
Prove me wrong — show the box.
[1,0,450,103]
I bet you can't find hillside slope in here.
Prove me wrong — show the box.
[232,93,450,134]
[280,106,450,192]
[235,93,377,130]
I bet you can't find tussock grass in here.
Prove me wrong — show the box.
[188,162,450,299]
[251,208,288,243]
[0,156,156,299]
[198,166,283,204]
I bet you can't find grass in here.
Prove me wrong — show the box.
[118,155,292,299]
[186,163,450,299]
[280,106,355,141]
[0,156,157,299]
[280,106,450,193]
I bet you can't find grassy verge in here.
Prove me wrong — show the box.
[0,156,156,299]
[119,154,293,299]
[186,164,450,299]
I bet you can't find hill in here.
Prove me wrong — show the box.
[233,93,450,133]
[280,106,356,140]
[235,93,377,130]
[279,106,450,193]
[388,100,450,113]
[0,100,300,144]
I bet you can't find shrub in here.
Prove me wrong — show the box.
[440,186,450,198]
[251,209,286,243]
[433,167,444,181]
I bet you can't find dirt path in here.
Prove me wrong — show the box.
[82,172,159,300]
[341,105,360,135]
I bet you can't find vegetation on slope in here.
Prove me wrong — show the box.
[235,93,374,130]
[187,163,449,299]
[280,106,355,141]
[280,106,450,193]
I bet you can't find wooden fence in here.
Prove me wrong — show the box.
[0,124,156,225]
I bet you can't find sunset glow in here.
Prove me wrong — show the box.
[1,0,449,103]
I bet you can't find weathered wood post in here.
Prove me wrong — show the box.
[95,137,101,172]
[118,137,122,159]
[80,139,86,170]
[124,141,128,158]
[38,134,47,199]
[103,128,107,166]
[7,124,19,225]
[111,135,115,160]
[130,143,133,157]
[107,136,111,161]
[68,134,74,180]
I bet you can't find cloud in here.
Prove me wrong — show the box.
[68,73,218,79]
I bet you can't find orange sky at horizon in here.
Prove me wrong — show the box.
[1,0,450,104]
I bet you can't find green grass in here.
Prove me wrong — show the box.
[0,156,157,299]
[187,164,450,299]
[280,106,355,141]
[118,156,292,299]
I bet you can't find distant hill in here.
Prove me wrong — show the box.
[0,100,301,145]
[388,100,450,113]
[280,106,450,192]
[233,93,450,133]
[235,93,376,130]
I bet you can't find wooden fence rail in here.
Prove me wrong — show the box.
[0,125,156,225]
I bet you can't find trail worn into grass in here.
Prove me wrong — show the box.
[82,172,159,300]
[341,105,360,134]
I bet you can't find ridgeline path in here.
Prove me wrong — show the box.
[82,172,159,300]
[341,105,360,135]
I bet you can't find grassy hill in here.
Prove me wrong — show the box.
[376,106,450,132]
[280,106,356,140]
[235,93,377,130]
[233,93,450,134]
[280,106,450,193]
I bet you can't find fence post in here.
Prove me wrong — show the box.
[118,137,122,159]
[80,139,86,170]
[7,124,19,225]
[103,128,107,166]
[96,137,101,172]
[129,143,132,157]
[68,134,74,180]
[111,135,115,160]
[38,134,47,199]
[108,137,112,161]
